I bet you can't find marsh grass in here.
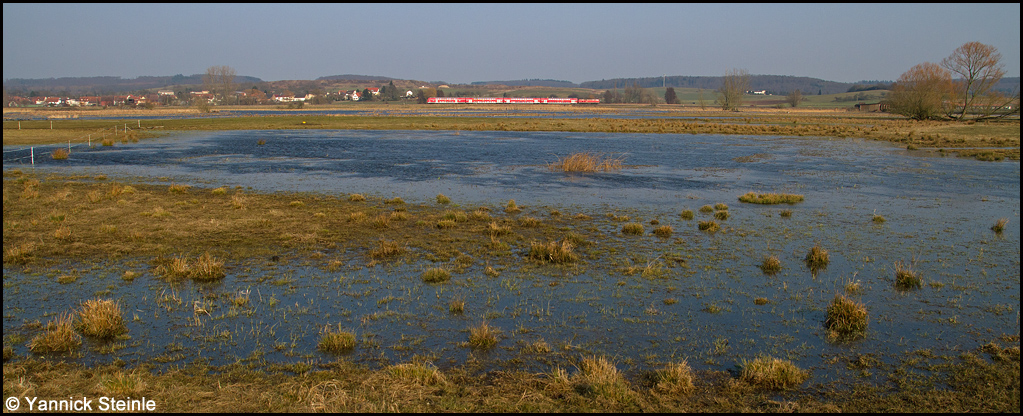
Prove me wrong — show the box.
[449,298,465,314]
[738,192,805,205]
[991,218,1008,234]
[317,325,356,354]
[486,221,511,237]
[190,252,226,281]
[575,356,634,404]
[436,194,451,204]
[714,203,729,211]
[527,239,578,264]
[548,152,625,173]
[168,184,191,194]
[388,361,446,386]
[655,360,695,395]
[740,356,809,390]
[436,219,457,229]
[680,209,695,220]
[872,213,886,224]
[505,199,521,213]
[371,214,390,229]
[421,267,451,283]
[211,187,228,195]
[519,216,541,227]
[76,299,126,339]
[621,222,644,235]
[441,210,468,223]
[385,197,405,205]
[714,210,729,221]
[369,240,405,259]
[760,255,782,275]
[470,208,492,221]
[825,294,868,339]
[699,205,714,213]
[28,313,81,354]
[804,243,829,273]
[894,261,922,290]
[468,322,500,349]
[348,194,366,202]
[652,225,673,238]
[698,220,720,233]
[51,148,69,160]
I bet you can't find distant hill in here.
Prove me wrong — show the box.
[3,74,262,95]
[580,75,858,95]
[316,74,400,82]
[471,79,579,88]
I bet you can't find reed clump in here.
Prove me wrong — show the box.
[738,192,804,205]
[804,243,829,272]
[76,299,126,339]
[894,261,922,290]
[991,218,1008,234]
[739,356,809,390]
[467,322,500,349]
[621,222,644,235]
[825,294,868,338]
[421,267,451,283]
[548,152,624,173]
[317,324,356,354]
[760,255,782,275]
[527,239,578,264]
[28,313,81,354]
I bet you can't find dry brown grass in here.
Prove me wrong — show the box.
[370,240,405,259]
[655,359,695,395]
[760,255,782,275]
[318,325,356,354]
[825,294,868,339]
[652,225,673,238]
[527,239,578,264]
[548,152,625,173]
[621,222,644,235]
[51,148,70,160]
[894,261,922,290]
[467,322,500,349]
[28,313,81,354]
[739,356,808,390]
[76,299,126,339]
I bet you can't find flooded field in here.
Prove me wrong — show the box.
[3,129,1019,388]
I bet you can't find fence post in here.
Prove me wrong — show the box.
[31,147,35,166]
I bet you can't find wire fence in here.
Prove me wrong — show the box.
[3,123,141,166]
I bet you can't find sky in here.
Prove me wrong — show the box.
[3,3,1019,85]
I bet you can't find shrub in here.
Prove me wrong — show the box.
[739,356,808,390]
[738,192,805,205]
[825,294,868,338]
[76,299,126,339]
[317,325,356,353]
[621,222,644,235]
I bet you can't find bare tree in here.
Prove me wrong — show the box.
[940,42,1016,120]
[786,89,803,108]
[888,62,952,120]
[203,65,236,104]
[718,68,750,111]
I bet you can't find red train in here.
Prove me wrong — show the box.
[427,97,599,104]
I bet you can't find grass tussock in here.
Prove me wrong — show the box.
[469,208,491,221]
[548,152,625,173]
[714,210,729,221]
[527,239,578,264]
[51,148,69,160]
[760,255,782,275]
[28,313,81,354]
[680,209,694,220]
[385,197,405,205]
[894,261,922,290]
[486,221,511,237]
[158,252,225,281]
[714,203,728,211]
[780,209,793,218]
[519,216,541,227]
[655,359,695,395]
[505,199,521,213]
[449,298,465,314]
[991,218,1007,234]
[872,213,886,224]
[698,220,720,233]
[825,294,868,339]
[317,325,356,354]
[575,356,634,404]
[348,193,366,202]
[621,222,644,235]
[739,356,809,390]
[436,193,451,204]
[388,361,446,386]
[168,184,191,194]
[467,322,500,349]
[369,240,405,259]
[738,192,805,205]
[699,205,714,213]
[76,299,126,339]
[652,225,673,238]
[421,267,451,284]
[804,243,829,272]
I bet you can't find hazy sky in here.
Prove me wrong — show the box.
[3,3,1019,84]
